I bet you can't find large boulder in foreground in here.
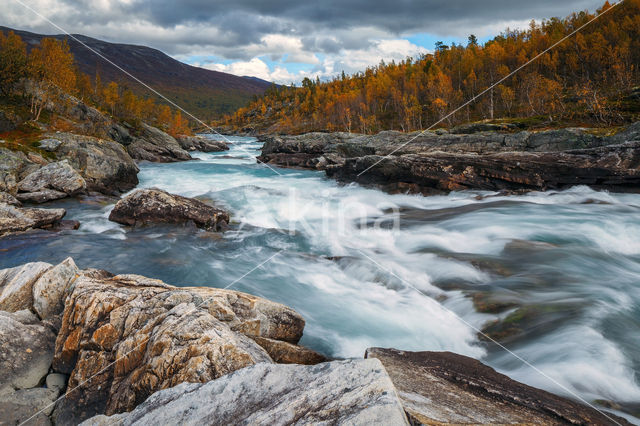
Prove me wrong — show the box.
[365,348,627,425]
[127,123,192,163]
[81,359,409,426]
[108,188,229,231]
[0,203,66,236]
[176,135,229,152]
[51,273,309,423]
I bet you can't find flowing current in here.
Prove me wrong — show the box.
[2,135,640,419]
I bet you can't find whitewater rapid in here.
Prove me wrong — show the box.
[2,135,639,417]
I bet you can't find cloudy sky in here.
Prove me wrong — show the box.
[2,0,605,84]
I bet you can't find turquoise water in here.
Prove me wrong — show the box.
[2,135,640,419]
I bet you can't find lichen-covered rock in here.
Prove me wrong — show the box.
[176,135,229,152]
[0,204,66,236]
[0,311,56,395]
[127,124,191,162]
[52,273,306,423]
[365,348,628,425]
[0,147,39,194]
[0,261,52,312]
[80,359,409,426]
[51,133,139,194]
[108,188,229,231]
[18,160,87,199]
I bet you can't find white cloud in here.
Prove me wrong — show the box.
[201,58,298,84]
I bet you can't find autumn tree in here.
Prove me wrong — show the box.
[0,30,28,96]
[27,38,76,120]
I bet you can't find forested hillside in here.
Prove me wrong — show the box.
[223,0,640,134]
[0,31,193,137]
[0,26,272,120]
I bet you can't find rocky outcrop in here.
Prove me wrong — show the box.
[176,135,229,152]
[0,147,40,195]
[0,191,21,206]
[51,273,310,423]
[0,261,52,313]
[0,203,66,236]
[17,160,87,202]
[48,133,140,195]
[365,348,627,425]
[127,124,192,162]
[108,188,230,231]
[81,359,409,426]
[258,124,640,193]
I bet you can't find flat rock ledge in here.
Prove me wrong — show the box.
[81,359,409,426]
[0,203,66,236]
[176,135,229,152]
[108,188,230,231]
[258,123,640,194]
[365,348,629,426]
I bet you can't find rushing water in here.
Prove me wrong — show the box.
[2,135,640,420]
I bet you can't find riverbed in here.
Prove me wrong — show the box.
[2,134,639,418]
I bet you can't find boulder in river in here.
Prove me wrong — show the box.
[80,359,409,426]
[176,135,229,152]
[365,347,628,425]
[108,188,230,231]
[126,123,192,162]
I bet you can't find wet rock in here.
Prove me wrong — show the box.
[127,124,192,162]
[108,188,230,231]
[0,311,56,395]
[0,191,21,206]
[250,336,328,365]
[176,135,229,152]
[52,273,306,422]
[0,387,58,426]
[80,359,409,426]
[16,189,68,203]
[0,204,66,236]
[51,133,139,195]
[472,292,519,314]
[18,160,86,199]
[32,257,80,321]
[49,219,81,232]
[365,347,628,425]
[0,261,52,312]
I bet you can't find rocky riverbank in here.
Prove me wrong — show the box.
[257,123,640,194]
[0,259,628,425]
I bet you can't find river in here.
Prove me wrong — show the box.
[2,134,639,419]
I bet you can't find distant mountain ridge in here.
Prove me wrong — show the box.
[0,26,273,119]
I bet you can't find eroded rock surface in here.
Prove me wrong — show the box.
[108,188,229,231]
[80,359,409,426]
[0,261,52,312]
[51,273,307,423]
[365,348,628,425]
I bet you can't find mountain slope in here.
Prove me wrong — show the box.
[1,26,272,119]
